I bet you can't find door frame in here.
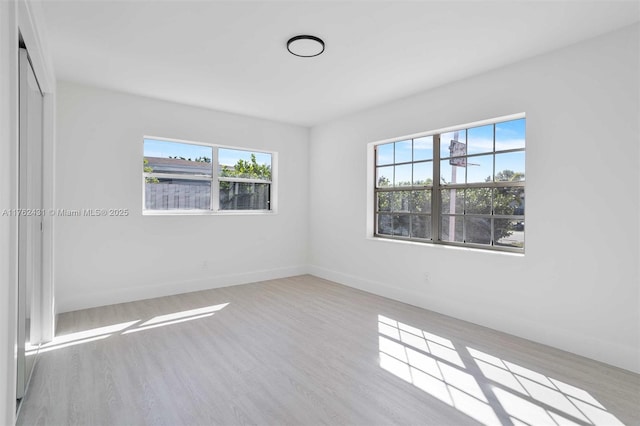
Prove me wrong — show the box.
[18,0,55,345]
[0,0,55,423]
[16,47,45,400]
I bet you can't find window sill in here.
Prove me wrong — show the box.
[143,209,277,216]
[366,235,524,256]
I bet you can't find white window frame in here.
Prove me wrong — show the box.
[367,113,525,253]
[142,136,277,215]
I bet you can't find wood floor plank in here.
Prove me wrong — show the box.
[17,275,640,425]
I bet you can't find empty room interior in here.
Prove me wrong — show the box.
[1,0,639,425]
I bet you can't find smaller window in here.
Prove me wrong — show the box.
[143,138,274,213]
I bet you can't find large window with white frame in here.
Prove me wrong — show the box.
[374,115,525,252]
[143,138,274,213]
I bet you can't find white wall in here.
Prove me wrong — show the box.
[309,24,640,373]
[55,82,309,312]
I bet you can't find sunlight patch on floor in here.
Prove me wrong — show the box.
[31,303,230,354]
[378,315,623,426]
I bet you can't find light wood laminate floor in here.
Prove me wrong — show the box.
[18,275,640,425]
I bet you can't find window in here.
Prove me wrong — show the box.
[143,138,274,213]
[374,115,525,252]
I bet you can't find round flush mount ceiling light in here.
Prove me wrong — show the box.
[287,35,325,57]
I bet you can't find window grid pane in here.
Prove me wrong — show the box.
[465,217,492,245]
[219,182,270,211]
[410,190,431,213]
[393,214,410,237]
[145,180,211,210]
[377,214,393,236]
[494,219,525,248]
[413,136,433,162]
[440,215,463,243]
[376,166,393,187]
[394,164,412,187]
[413,161,433,186]
[411,215,431,240]
[377,192,391,212]
[391,191,411,212]
[395,140,412,164]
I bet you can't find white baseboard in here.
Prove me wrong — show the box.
[307,264,640,374]
[57,265,309,313]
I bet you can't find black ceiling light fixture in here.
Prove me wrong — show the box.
[287,35,325,58]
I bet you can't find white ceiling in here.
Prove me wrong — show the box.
[39,1,639,127]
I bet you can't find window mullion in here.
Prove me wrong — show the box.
[211,147,220,211]
[374,146,379,234]
[219,177,272,184]
[432,134,441,241]
[143,172,211,181]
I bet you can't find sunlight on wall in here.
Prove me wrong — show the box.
[29,303,230,355]
[377,315,623,426]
